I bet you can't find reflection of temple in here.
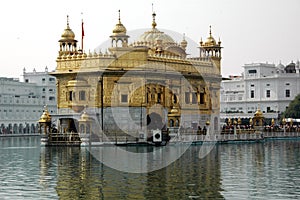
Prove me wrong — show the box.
[50,10,222,139]
[144,146,223,199]
[39,146,223,199]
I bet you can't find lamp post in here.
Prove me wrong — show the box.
[290,118,293,132]
[205,119,210,135]
[227,118,232,134]
[249,118,253,132]
[282,118,286,135]
[271,118,275,133]
[233,119,237,137]
[237,117,242,134]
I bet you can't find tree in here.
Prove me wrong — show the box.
[282,94,300,119]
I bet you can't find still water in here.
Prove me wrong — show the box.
[0,136,299,199]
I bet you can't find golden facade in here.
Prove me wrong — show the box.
[51,12,222,138]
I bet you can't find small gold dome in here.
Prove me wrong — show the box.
[112,22,127,35]
[112,10,127,35]
[254,108,264,119]
[203,26,217,46]
[39,106,51,123]
[60,16,75,40]
[61,26,75,40]
[271,118,275,125]
[206,119,210,126]
[237,117,242,124]
[170,107,178,113]
[205,35,216,46]
[282,118,286,124]
[254,108,263,118]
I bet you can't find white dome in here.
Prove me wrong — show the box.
[138,28,175,44]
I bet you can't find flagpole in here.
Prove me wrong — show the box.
[81,12,84,51]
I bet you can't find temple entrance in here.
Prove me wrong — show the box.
[59,118,78,133]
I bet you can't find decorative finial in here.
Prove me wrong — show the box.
[206,119,210,126]
[118,9,121,22]
[67,15,69,26]
[152,3,154,13]
[152,3,157,29]
[209,25,212,36]
[256,104,262,114]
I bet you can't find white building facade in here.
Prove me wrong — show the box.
[0,67,57,134]
[220,61,300,121]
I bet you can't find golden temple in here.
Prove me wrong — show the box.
[47,10,222,142]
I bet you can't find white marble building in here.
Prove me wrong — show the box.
[220,61,300,120]
[0,67,57,134]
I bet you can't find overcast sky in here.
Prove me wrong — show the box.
[1,0,299,78]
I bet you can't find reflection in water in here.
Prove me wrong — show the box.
[40,145,223,199]
[143,145,223,199]
[220,141,300,199]
[0,136,57,199]
[1,137,300,199]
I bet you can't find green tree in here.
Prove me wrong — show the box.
[282,93,300,118]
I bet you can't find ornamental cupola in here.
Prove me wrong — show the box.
[199,26,222,72]
[110,10,129,47]
[58,16,78,57]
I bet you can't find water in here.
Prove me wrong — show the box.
[0,136,300,199]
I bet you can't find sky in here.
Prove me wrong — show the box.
[0,0,299,79]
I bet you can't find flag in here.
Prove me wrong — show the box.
[81,21,85,39]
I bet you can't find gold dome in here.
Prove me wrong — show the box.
[254,108,263,118]
[61,26,75,40]
[206,119,210,126]
[202,26,217,46]
[170,107,178,113]
[205,35,216,46]
[38,106,51,123]
[60,16,75,41]
[112,10,127,35]
[113,21,127,35]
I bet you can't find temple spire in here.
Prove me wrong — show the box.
[67,15,70,27]
[152,4,157,29]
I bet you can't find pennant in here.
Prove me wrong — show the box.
[81,21,84,39]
